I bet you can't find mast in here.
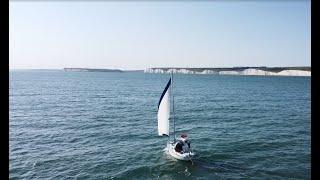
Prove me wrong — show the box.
[171,70,175,142]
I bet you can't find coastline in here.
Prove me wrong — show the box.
[9,67,311,77]
[144,67,311,77]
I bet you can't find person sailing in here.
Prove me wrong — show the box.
[174,134,191,154]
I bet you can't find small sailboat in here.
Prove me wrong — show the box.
[157,71,194,161]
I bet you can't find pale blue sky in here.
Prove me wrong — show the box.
[9,1,310,70]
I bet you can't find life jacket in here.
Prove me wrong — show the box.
[174,141,184,153]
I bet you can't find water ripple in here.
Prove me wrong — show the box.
[9,71,310,179]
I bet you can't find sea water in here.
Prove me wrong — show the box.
[9,70,310,179]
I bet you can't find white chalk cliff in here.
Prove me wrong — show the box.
[144,68,310,77]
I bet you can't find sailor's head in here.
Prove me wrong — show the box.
[180,133,188,142]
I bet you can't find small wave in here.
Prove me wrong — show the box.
[177,167,191,177]
[112,166,156,179]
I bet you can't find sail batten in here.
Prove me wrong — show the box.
[158,78,171,136]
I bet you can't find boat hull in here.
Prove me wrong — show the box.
[167,142,194,161]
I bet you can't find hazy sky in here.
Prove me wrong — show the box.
[9,1,310,70]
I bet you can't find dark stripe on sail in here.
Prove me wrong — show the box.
[158,78,171,110]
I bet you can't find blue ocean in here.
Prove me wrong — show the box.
[9,70,310,179]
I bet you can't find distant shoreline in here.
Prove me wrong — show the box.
[9,68,143,72]
[144,67,311,77]
[9,67,311,77]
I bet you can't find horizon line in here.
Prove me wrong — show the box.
[9,65,311,71]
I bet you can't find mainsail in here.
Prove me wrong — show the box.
[158,78,171,136]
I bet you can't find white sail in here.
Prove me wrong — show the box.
[158,78,171,136]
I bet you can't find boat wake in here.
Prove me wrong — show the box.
[162,149,247,176]
[190,157,249,177]
[163,148,241,168]
[192,159,242,170]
